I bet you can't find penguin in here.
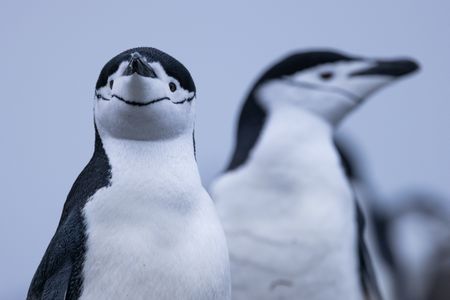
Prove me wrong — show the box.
[27,47,231,300]
[210,50,419,300]
[336,138,450,300]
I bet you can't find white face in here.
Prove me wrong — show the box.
[256,60,394,125]
[95,57,196,141]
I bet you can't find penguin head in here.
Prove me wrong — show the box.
[94,47,196,140]
[254,50,419,124]
[227,50,419,171]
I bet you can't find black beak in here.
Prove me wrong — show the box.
[350,58,419,78]
[123,54,157,78]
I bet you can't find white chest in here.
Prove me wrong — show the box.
[211,109,362,299]
[81,179,230,300]
[213,164,361,300]
[79,135,230,300]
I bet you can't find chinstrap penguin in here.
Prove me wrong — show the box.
[27,47,231,300]
[211,50,418,300]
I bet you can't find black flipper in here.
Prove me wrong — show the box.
[356,202,383,300]
[27,129,111,300]
[41,260,72,299]
[27,211,85,300]
[335,140,382,300]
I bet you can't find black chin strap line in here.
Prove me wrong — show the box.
[282,77,362,104]
[94,92,195,106]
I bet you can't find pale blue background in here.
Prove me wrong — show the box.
[1,1,449,299]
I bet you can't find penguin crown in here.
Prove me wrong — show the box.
[96,47,196,93]
[253,50,418,90]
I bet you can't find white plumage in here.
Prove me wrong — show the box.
[82,130,231,300]
[212,107,362,300]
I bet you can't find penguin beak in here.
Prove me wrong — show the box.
[350,58,420,78]
[122,54,157,78]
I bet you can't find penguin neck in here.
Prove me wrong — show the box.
[95,124,201,187]
[250,105,339,174]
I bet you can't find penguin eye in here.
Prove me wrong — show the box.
[320,72,334,80]
[109,80,114,89]
[169,82,177,92]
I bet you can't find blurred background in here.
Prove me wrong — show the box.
[1,1,449,299]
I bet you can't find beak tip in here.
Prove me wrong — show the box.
[351,57,420,78]
[397,59,420,76]
[122,55,157,78]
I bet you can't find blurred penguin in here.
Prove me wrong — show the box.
[211,50,418,300]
